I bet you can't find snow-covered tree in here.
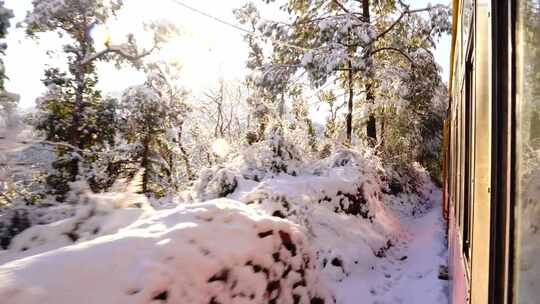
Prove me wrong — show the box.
[119,84,165,194]
[26,0,177,196]
[200,79,250,148]
[236,0,450,145]
[117,63,189,196]
[0,1,15,128]
[0,0,12,89]
[234,3,292,142]
[145,61,191,187]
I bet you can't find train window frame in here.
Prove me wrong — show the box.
[458,1,476,269]
[462,0,475,70]
[463,45,474,263]
[489,0,515,303]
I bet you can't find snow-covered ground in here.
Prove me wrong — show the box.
[0,148,449,304]
[334,203,448,304]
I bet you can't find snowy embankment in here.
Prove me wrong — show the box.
[0,148,448,304]
[335,200,448,304]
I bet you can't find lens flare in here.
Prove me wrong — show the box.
[212,138,230,158]
[89,23,111,49]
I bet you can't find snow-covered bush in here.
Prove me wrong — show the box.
[0,176,150,258]
[186,145,439,283]
[379,162,436,217]
[237,148,401,280]
[0,199,335,304]
[0,208,31,249]
[190,126,305,201]
[0,139,442,303]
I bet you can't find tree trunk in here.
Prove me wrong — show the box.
[363,0,377,145]
[68,66,86,180]
[279,92,285,119]
[167,152,175,189]
[366,89,377,143]
[69,32,91,180]
[346,59,354,144]
[141,134,151,193]
[257,115,267,142]
[177,125,194,181]
[179,144,193,181]
[380,108,386,149]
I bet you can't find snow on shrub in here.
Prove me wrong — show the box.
[192,167,240,202]
[0,142,439,302]
[0,178,152,262]
[186,147,437,283]
[0,199,335,304]
[380,162,439,217]
[239,149,401,281]
[190,127,305,202]
[0,208,32,249]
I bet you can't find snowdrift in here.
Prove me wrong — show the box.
[0,199,333,304]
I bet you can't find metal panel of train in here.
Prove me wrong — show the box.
[444,0,540,303]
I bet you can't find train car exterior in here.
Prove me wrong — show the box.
[444,0,540,303]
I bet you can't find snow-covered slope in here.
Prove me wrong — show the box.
[0,148,448,304]
[335,200,448,304]
[0,199,333,304]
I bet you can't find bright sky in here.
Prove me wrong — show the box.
[3,0,450,110]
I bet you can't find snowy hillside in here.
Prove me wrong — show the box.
[0,148,448,304]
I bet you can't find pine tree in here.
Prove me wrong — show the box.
[26,0,176,196]
[0,1,15,127]
[236,0,450,145]
[234,3,292,142]
[118,63,189,195]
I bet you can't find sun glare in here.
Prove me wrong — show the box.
[89,23,111,50]
[212,138,230,158]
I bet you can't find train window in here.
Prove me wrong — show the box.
[462,53,474,261]
[462,0,474,51]
[513,0,540,302]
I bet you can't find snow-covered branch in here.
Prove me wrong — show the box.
[367,4,449,46]
[80,43,157,66]
[370,47,415,65]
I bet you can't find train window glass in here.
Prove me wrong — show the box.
[514,0,540,302]
[462,55,474,261]
[456,12,462,83]
[462,0,474,50]
[452,115,458,219]
[453,45,461,224]
[457,96,463,227]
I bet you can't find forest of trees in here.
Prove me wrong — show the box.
[0,0,449,246]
